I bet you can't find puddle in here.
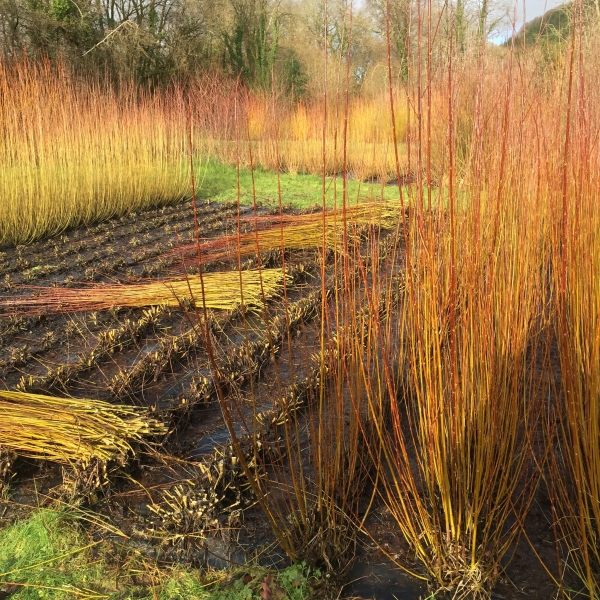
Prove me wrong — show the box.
[156,366,213,400]
[345,556,426,600]
[164,383,187,399]
[190,399,271,455]
[141,341,160,355]
[125,342,160,367]
[192,428,237,456]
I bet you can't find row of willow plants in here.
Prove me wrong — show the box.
[0,57,409,247]
[171,5,598,599]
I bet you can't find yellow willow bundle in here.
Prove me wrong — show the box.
[239,200,403,232]
[175,200,404,262]
[1,269,288,315]
[0,391,166,466]
[240,200,403,254]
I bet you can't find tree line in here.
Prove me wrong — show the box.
[0,0,581,93]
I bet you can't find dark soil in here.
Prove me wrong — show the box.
[0,199,570,599]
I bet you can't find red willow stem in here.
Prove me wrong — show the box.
[448,0,458,448]
[342,2,353,312]
[270,68,296,387]
[314,0,329,516]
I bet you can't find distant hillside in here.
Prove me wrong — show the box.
[517,3,572,44]
[509,0,596,46]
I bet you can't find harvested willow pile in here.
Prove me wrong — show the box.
[0,269,288,315]
[0,391,166,467]
[239,200,403,229]
[171,200,403,263]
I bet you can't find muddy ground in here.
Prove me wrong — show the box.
[0,199,566,599]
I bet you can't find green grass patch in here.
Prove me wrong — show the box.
[194,159,403,209]
[0,509,321,599]
[0,509,108,599]
[193,159,473,213]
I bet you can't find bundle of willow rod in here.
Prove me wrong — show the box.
[0,391,166,466]
[0,269,287,315]
[169,200,403,263]
[239,200,402,229]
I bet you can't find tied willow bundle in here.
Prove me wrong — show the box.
[0,391,166,467]
[238,200,402,229]
[168,200,403,263]
[0,268,287,315]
